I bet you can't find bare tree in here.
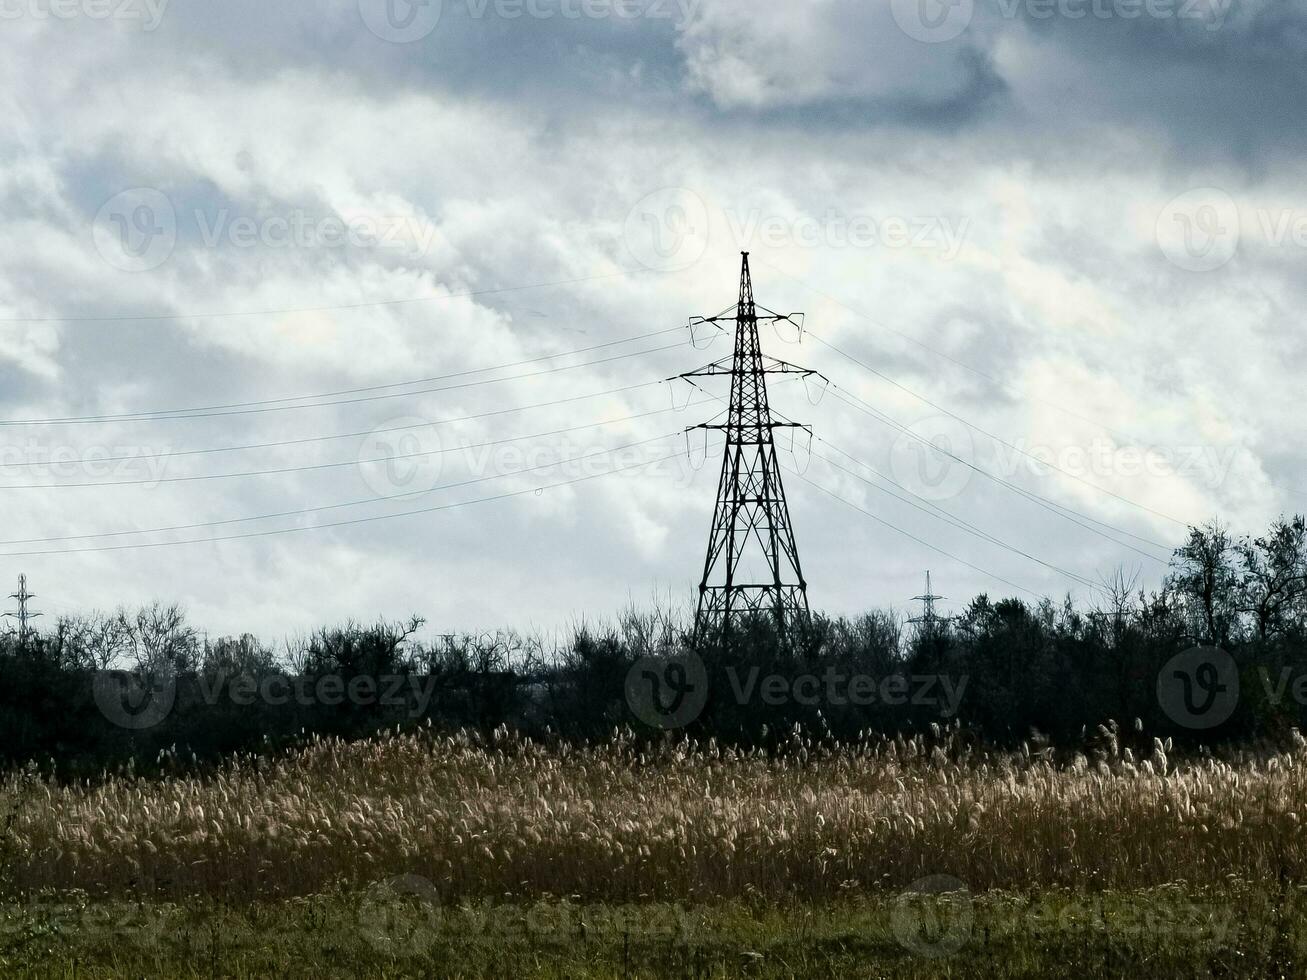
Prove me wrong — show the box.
[1237,515,1307,640]
[130,602,200,673]
[51,611,134,670]
[1170,520,1240,646]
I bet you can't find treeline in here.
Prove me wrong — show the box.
[2,515,1306,776]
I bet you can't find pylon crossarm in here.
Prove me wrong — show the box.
[691,313,794,324]
[688,421,807,433]
[689,300,742,330]
[689,315,730,330]
[759,355,828,380]
[755,305,804,325]
[674,359,824,381]
[672,356,735,379]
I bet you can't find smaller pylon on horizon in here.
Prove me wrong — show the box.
[5,573,41,649]
[909,571,947,637]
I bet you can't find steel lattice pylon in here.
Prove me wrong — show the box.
[676,253,825,642]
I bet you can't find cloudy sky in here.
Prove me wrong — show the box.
[0,0,1302,638]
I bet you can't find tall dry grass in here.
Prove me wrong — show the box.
[5,724,1307,903]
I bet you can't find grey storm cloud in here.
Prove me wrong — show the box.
[0,0,1302,635]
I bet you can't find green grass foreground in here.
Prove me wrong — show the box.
[2,882,1303,978]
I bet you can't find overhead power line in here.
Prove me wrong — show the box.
[0,339,687,426]
[809,441,1102,590]
[0,266,654,323]
[761,258,1307,505]
[175,324,685,411]
[681,344,1106,589]
[0,435,695,558]
[0,401,711,490]
[751,257,1144,437]
[0,429,695,547]
[823,386,1172,564]
[784,466,1044,600]
[806,330,1193,529]
[0,378,698,470]
[689,354,1169,567]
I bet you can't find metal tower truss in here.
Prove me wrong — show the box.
[675,253,827,642]
[910,571,948,633]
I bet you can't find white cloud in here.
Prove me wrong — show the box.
[0,6,1303,636]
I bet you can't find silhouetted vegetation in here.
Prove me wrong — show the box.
[4,515,1307,776]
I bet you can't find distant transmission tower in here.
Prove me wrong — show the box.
[909,571,947,636]
[5,573,41,649]
[677,253,825,643]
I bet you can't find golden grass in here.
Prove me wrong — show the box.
[6,725,1307,903]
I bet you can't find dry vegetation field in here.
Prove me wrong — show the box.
[9,724,1307,900]
[5,724,1307,976]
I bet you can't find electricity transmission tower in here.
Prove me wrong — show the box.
[5,573,41,649]
[909,571,947,636]
[677,253,825,643]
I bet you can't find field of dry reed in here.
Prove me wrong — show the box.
[5,723,1307,904]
